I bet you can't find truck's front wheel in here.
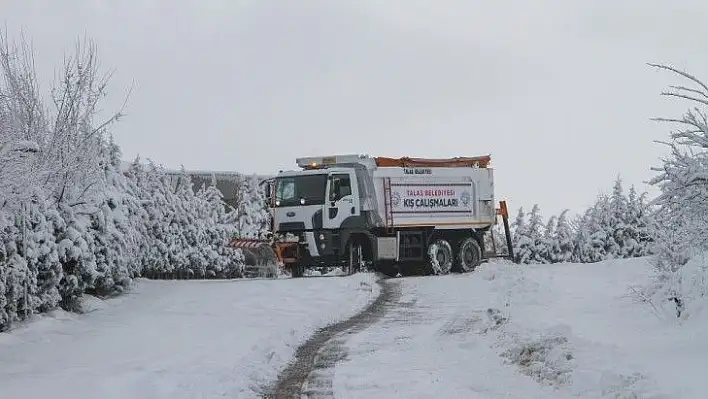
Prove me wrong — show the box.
[427,239,453,275]
[291,263,304,278]
[346,241,364,275]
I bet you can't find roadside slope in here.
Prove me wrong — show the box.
[0,273,380,399]
[332,258,708,398]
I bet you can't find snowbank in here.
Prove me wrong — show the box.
[0,273,380,399]
[332,258,708,398]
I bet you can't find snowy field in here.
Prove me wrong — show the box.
[0,273,379,399]
[333,258,708,398]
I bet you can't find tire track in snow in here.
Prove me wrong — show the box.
[263,275,401,398]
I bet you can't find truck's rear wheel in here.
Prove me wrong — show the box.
[456,237,481,273]
[427,239,453,275]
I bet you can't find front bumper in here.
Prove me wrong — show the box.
[274,229,337,260]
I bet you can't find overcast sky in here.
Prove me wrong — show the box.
[3,1,708,217]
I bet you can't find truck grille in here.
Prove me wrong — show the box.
[278,222,306,232]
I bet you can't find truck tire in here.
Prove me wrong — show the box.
[376,260,398,277]
[346,241,364,275]
[456,237,482,273]
[291,263,304,278]
[427,239,453,275]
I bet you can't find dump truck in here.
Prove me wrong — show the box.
[230,154,513,277]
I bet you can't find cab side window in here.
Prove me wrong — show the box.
[329,174,352,201]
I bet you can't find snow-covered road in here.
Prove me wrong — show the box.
[328,258,708,398]
[2,258,706,399]
[0,274,379,399]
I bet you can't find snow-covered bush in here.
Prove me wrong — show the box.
[0,31,252,331]
[511,207,534,264]
[484,222,509,257]
[127,161,246,280]
[235,174,271,239]
[509,180,653,265]
[553,210,575,263]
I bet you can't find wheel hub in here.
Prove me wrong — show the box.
[437,252,446,264]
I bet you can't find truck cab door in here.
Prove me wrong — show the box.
[324,171,360,229]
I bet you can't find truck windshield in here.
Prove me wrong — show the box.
[274,174,327,207]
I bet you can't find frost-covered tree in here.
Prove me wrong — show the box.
[0,31,131,313]
[486,222,510,256]
[511,205,546,264]
[0,28,272,330]
[196,184,245,278]
[526,204,547,263]
[122,160,246,280]
[554,210,575,263]
[22,196,63,313]
[539,215,557,263]
[508,181,654,266]
[235,174,270,239]
[608,176,629,257]
[511,207,532,264]
[623,185,654,257]
[88,138,143,297]
[575,195,614,262]
[645,64,708,314]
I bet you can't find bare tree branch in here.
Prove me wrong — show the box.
[659,91,708,107]
[648,63,708,95]
[668,84,708,100]
[1,28,130,208]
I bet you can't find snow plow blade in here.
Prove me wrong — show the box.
[227,238,299,269]
[228,238,271,249]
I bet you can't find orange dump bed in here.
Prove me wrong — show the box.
[374,155,491,168]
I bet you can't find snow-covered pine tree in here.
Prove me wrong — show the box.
[511,206,544,264]
[625,186,654,257]
[598,194,620,258]
[236,174,271,240]
[540,215,557,263]
[579,194,623,262]
[576,200,604,263]
[54,203,99,311]
[487,222,509,256]
[526,204,547,264]
[1,31,132,312]
[570,212,588,262]
[1,28,271,326]
[554,209,575,263]
[124,157,155,274]
[23,195,62,313]
[638,191,655,254]
[0,208,33,326]
[511,207,532,264]
[0,211,10,330]
[171,165,201,277]
[608,176,629,258]
[128,159,174,278]
[88,137,143,297]
[197,183,245,278]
